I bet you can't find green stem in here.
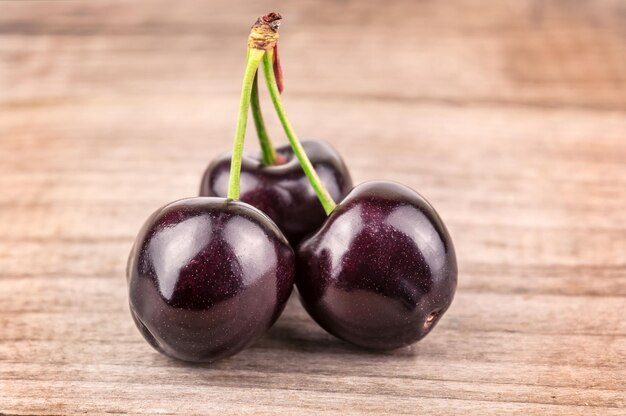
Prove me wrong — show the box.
[227,48,266,200]
[262,49,337,215]
[251,73,279,165]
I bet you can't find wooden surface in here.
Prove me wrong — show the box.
[1,1,625,414]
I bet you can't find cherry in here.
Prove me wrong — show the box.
[296,181,457,349]
[128,14,296,362]
[199,140,352,244]
[128,198,294,362]
[248,23,458,350]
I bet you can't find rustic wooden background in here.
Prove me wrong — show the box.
[1,0,625,414]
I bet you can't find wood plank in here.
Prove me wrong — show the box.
[0,0,625,109]
[0,0,625,414]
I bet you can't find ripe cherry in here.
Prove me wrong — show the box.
[128,198,294,362]
[128,13,295,362]
[296,181,457,349]
[255,40,459,350]
[199,140,352,244]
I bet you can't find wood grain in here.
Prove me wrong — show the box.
[0,0,625,415]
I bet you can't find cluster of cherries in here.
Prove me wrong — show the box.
[127,13,457,362]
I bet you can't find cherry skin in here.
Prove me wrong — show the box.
[199,140,352,245]
[127,197,295,362]
[296,181,457,350]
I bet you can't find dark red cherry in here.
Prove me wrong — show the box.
[199,140,352,244]
[296,181,457,350]
[127,197,295,362]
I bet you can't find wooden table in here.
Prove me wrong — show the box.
[1,1,625,414]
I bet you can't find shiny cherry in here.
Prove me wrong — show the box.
[296,181,457,350]
[199,140,352,244]
[127,197,295,362]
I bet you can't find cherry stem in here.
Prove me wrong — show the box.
[261,48,337,215]
[251,72,279,165]
[227,48,266,200]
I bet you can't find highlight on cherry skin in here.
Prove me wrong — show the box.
[127,197,295,363]
[296,181,457,350]
[200,140,352,245]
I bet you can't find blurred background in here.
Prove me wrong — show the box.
[1,0,624,277]
[1,1,625,414]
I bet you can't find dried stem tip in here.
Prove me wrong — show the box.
[248,12,282,50]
